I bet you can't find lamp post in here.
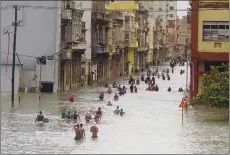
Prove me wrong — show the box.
[171,51,194,91]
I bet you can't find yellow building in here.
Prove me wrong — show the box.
[107,1,139,74]
[190,0,229,99]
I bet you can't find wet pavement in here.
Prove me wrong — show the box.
[1,63,229,154]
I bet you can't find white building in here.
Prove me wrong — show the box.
[1,1,61,92]
[149,1,177,30]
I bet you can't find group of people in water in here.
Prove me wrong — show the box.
[35,62,186,141]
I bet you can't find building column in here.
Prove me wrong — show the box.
[190,59,198,100]
[121,50,125,74]
[71,57,74,89]
[108,56,111,80]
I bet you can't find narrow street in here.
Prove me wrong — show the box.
[1,63,228,154]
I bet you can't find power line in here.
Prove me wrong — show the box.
[1,5,228,12]
[0,52,39,58]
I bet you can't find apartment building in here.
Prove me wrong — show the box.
[150,1,177,64]
[108,10,125,79]
[177,15,191,56]
[60,1,87,91]
[91,1,110,82]
[140,1,154,66]
[107,1,139,75]
[151,1,177,31]
[190,0,229,99]
[136,3,149,71]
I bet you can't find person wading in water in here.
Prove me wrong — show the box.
[90,122,99,138]
[74,124,82,140]
[80,123,85,138]
[85,112,92,123]
[35,111,44,123]
[72,110,80,120]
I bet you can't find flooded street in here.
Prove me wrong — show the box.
[1,64,229,154]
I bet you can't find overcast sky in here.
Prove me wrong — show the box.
[177,1,190,18]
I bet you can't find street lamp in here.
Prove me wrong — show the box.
[171,51,194,92]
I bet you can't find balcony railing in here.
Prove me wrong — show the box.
[92,12,110,22]
[93,45,107,53]
[113,11,124,21]
[72,41,86,50]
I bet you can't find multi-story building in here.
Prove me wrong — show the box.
[136,2,149,71]
[151,1,177,31]
[107,1,139,75]
[60,1,87,91]
[190,0,229,99]
[81,1,93,86]
[1,1,60,92]
[91,1,110,82]
[140,1,154,66]
[107,9,125,79]
[177,15,191,56]
[151,1,177,64]
[153,17,168,65]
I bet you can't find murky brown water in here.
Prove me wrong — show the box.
[1,64,229,154]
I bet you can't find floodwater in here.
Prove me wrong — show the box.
[1,64,229,154]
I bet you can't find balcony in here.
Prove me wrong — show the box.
[108,45,116,53]
[113,11,124,21]
[72,41,86,50]
[130,41,138,48]
[81,22,87,31]
[93,44,108,54]
[66,1,76,10]
[134,22,139,29]
[62,10,72,20]
[61,48,72,60]
[92,12,110,22]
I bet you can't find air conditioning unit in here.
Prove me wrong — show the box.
[62,10,72,20]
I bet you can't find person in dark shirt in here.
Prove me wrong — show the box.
[35,111,44,123]
[72,110,80,120]
[120,109,125,116]
[85,112,92,122]
[130,84,134,93]
[66,111,72,119]
[96,107,102,116]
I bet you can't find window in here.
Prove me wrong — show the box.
[159,8,162,11]
[169,14,174,17]
[125,33,129,40]
[169,6,174,10]
[202,21,229,41]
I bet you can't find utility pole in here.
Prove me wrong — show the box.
[11,5,19,107]
[39,60,42,102]
[185,38,188,92]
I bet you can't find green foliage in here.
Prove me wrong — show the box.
[192,63,229,109]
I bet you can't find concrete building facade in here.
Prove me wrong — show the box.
[59,1,87,91]
[177,15,191,56]
[107,1,139,75]
[190,0,229,99]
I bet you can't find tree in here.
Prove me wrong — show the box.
[191,63,229,109]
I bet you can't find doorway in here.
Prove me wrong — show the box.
[41,82,53,93]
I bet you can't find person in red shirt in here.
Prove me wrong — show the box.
[134,86,137,93]
[69,94,74,103]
